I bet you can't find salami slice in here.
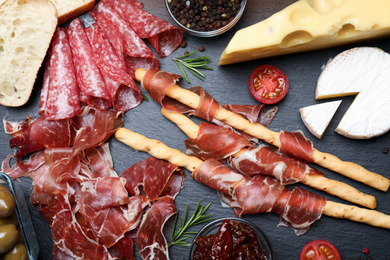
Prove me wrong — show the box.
[38,51,51,115]
[67,18,111,110]
[85,26,143,112]
[44,28,81,121]
[108,0,183,57]
[90,0,159,78]
[85,23,132,86]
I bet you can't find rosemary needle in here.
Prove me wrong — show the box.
[172,50,213,83]
[168,200,213,247]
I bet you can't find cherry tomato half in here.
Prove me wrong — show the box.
[300,239,341,260]
[248,65,289,104]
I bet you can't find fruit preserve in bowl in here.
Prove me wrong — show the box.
[189,217,274,259]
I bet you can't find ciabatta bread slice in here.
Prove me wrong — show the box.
[51,0,95,24]
[0,0,57,107]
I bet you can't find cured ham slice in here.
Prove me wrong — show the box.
[108,0,183,58]
[137,196,176,260]
[185,122,251,161]
[43,27,81,120]
[279,130,314,163]
[90,0,159,78]
[230,145,324,185]
[2,110,187,259]
[67,18,111,110]
[84,26,143,112]
[4,116,70,159]
[223,104,277,127]
[120,157,185,200]
[193,158,326,234]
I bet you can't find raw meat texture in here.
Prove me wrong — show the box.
[137,197,176,260]
[279,130,314,163]
[185,122,251,161]
[230,145,324,185]
[108,0,183,57]
[43,27,81,120]
[1,109,185,258]
[222,104,278,127]
[193,159,326,235]
[120,157,185,201]
[4,116,70,159]
[67,18,111,110]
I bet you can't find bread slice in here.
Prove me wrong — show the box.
[51,0,95,24]
[0,0,57,107]
[0,0,95,24]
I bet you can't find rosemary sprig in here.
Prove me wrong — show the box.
[168,200,213,247]
[173,51,213,83]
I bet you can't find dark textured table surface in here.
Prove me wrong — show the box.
[2,0,390,259]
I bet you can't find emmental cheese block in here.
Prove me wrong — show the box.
[316,47,390,139]
[218,0,390,65]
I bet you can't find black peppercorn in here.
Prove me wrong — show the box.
[383,147,389,154]
[198,45,205,52]
[169,0,243,32]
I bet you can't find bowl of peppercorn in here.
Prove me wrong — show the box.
[189,217,274,260]
[165,0,247,37]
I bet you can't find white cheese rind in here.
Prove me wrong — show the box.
[316,47,390,139]
[219,0,390,65]
[300,100,342,139]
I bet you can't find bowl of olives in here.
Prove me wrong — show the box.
[0,172,39,260]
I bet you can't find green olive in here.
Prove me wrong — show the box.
[0,224,18,254]
[3,243,28,260]
[0,214,18,227]
[0,189,16,218]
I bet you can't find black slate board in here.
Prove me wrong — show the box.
[2,0,390,259]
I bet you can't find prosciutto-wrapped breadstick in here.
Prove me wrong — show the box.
[115,127,390,232]
[134,68,390,192]
[161,108,376,209]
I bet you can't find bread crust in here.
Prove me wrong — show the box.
[57,0,95,25]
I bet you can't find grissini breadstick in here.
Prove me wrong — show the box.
[161,108,377,209]
[134,68,390,192]
[115,127,390,230]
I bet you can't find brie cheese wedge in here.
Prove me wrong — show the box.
[300,100,342,139]
[316,47,390,139]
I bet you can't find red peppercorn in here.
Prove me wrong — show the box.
[363,248,369,255]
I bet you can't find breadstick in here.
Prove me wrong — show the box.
[161,108,376,209]
[115,127,390,229]
[135,68,390,192]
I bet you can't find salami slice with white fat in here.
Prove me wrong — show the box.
[85,26,143,112]
[108,0,183,58]
[67,18,112,110]
[85,23,132,86]
[90,0,159,78]
[44,27,81,121]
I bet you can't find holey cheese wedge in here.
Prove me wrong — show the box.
[300,100,342,139]
[218,0,390,65]
[316,47,390,139]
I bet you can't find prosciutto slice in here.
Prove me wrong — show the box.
[43,27,81,120]
[108,0,183,57]
[90,0,159,78]
[120,157,185,201]
[185,122,251,161]
[67,18,111,110]
[4,116,70,159]
[230,145,324,185]
[192,159,326,234]
[279,130,314,163]
[137,196,176,260]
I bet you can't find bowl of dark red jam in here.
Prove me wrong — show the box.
[165,0,247,37]
[189,217,274,260]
